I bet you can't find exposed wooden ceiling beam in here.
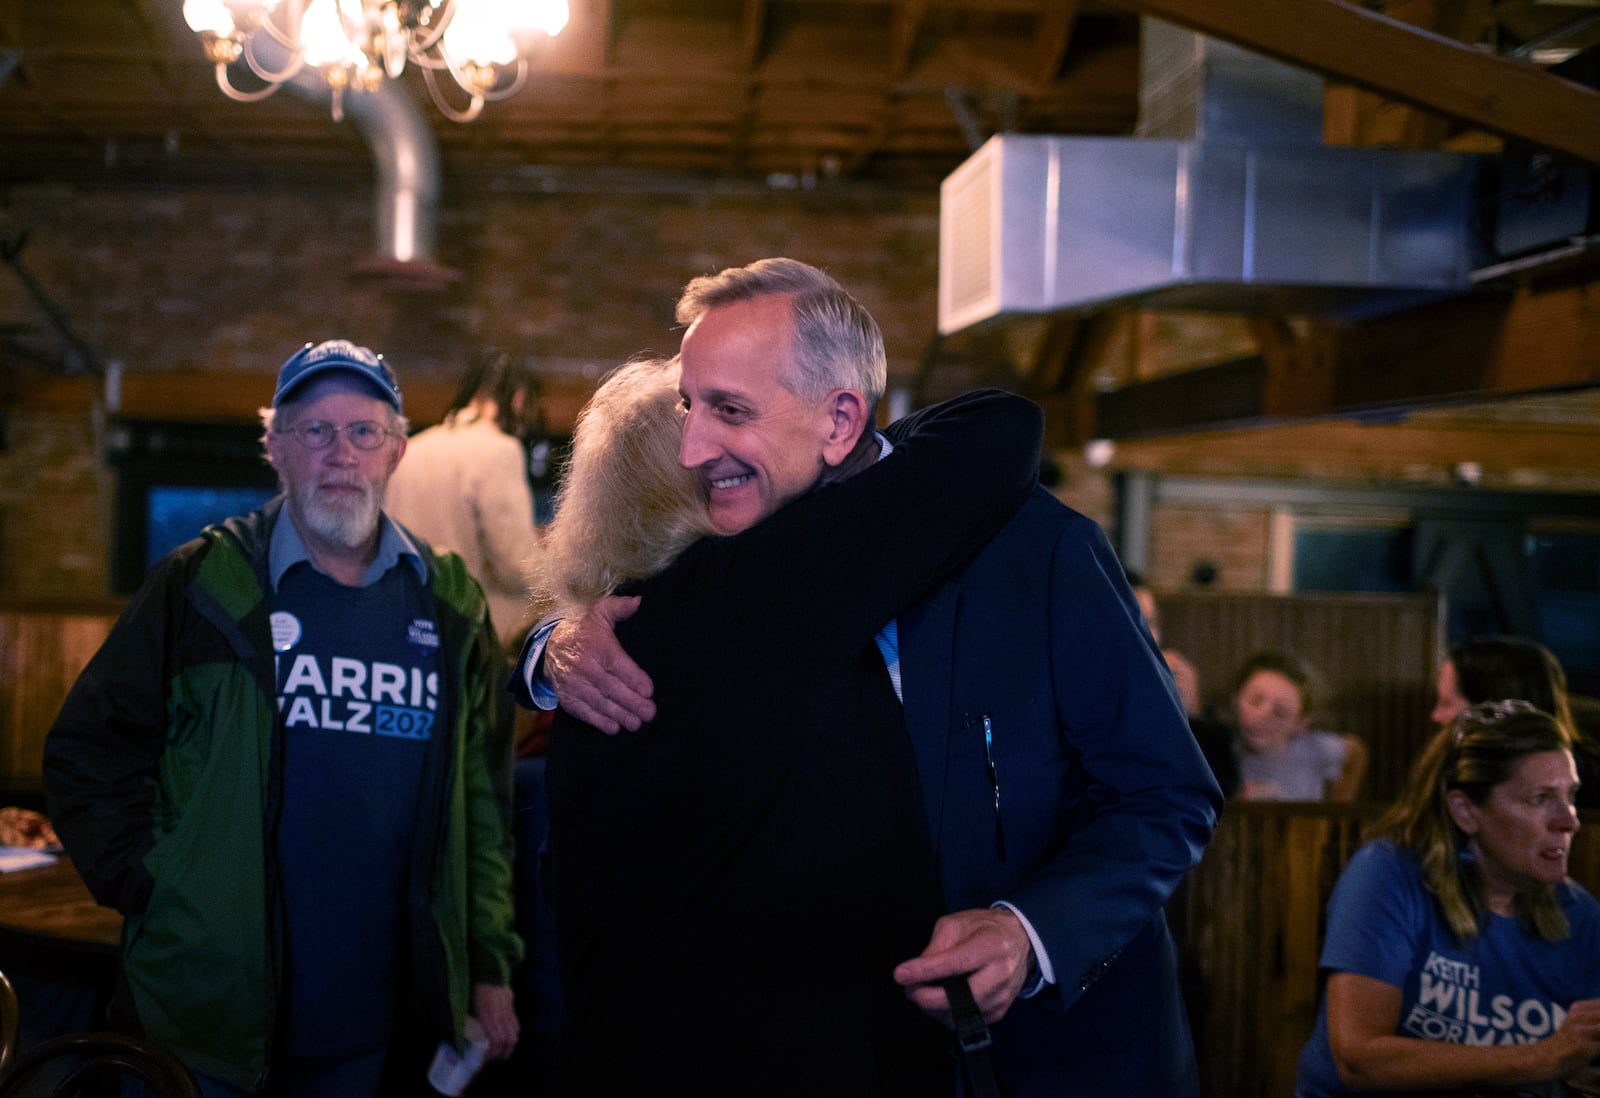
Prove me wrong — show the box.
[1108,416,1600,487]
[1322,0,1493,149]
[741,0,768,70]
[1034,1,1081,88]
[1100,0,1600,164]
[889,2,930,82]
[1265,281,1600,419]
[1088,280,1600,438]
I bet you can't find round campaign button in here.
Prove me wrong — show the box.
[269,611,302,653]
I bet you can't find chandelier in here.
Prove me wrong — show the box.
[181,0,570,122]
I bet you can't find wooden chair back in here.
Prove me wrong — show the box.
[0,1032,199,1098]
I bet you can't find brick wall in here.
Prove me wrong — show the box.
[1,181,1152,598]
[0,180,1261,599]
[1,184,942,384]
[0,409,106,597]
[1147,503,1275,592]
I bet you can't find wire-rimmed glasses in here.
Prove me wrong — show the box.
[277,420,393,451]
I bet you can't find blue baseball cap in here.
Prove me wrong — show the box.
[272,339,403,413]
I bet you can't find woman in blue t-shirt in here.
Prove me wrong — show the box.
[1297,701,1600,1097]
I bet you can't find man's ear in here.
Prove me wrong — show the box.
[819,389,870,467]
[386,432,408,476]
[1444,789,1477,836]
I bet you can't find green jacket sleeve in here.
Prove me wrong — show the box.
[43,552,190,915]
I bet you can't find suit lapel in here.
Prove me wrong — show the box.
[898,579,959,858]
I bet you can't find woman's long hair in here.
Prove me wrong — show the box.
[529,356,716,613]
[1372,702,1574,942]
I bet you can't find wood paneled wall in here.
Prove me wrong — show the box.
[0,602,120,797]
[1175,803,1600,1098]
[1157,591,1444,802]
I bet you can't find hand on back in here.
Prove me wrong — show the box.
[546,595,655,733]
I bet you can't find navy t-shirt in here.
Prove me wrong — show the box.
[272,561,440,1055]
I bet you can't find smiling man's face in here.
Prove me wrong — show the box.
[676,294,843,535]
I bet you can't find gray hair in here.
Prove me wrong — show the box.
[675,257,886,406]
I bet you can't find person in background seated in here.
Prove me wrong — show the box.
[44,340,520,1098]
[386,349,545,651]
[1126,571,1201,717]
[1126,571,1240,797]
[1234,651,1368,802]
[1296,701,1600,1097]
[1431,634,1600,809]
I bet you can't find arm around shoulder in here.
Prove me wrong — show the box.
[884,389,1043,517]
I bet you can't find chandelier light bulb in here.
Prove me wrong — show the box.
[442,5,519,66]
[509,0,570,37]
[182,0,235,35]
[188,0,567,120]
[300,0,360,68]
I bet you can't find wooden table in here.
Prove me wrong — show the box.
[0,856,121,1045]
[0,857,121,976]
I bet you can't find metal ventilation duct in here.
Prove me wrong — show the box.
[249,33,453,289]
[938,25,1483,334]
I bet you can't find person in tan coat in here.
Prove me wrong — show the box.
[387,351,545,649]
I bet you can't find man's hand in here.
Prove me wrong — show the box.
[893,908,1034,1026]
[545,595,655,734]
[472,982,519,1061]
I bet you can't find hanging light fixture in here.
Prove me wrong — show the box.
[182,0,569,122]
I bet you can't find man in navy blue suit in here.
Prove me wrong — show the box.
[516,258,1222,1094]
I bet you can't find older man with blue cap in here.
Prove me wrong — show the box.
[45,339,522,1098]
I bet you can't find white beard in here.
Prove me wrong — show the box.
[291,476,383,550]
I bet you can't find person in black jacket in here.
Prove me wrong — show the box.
[528,354,1042,1095]
[518,258,1221,1096]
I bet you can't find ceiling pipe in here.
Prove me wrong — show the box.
[245,35,457,291]
[337,83,460,291]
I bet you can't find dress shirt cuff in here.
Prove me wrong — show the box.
[992,901,1054,997]
[521,618,561,711]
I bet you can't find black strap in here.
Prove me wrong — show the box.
[942,975,1001,1098]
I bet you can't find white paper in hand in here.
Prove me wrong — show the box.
[426,1015,489,1097]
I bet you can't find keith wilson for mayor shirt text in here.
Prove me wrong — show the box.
[1408,949,1568,1045]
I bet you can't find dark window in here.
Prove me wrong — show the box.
[1293,527,1412,593]
[1532,531,1600,696]
[110,420,277,593]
